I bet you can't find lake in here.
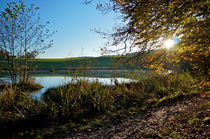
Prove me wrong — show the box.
[0,70,144,100]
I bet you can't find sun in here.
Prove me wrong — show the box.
[163,39,175,49]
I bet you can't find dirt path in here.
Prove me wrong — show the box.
[53,94,209,139]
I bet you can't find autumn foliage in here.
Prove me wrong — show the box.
[94,0,209,80]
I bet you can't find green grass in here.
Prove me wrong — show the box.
[0,72,203,138]
[0,56,131,69]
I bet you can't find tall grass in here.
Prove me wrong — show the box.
[0,72,200,137]
[0,77,43,92]
[43,72,198,121]
[43,79,114,120]
[0,88,44,133]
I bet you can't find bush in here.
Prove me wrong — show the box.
[0,78,43,92]
[0,89,44,132]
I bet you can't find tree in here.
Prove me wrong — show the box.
[0,1,54,88]
[18,51,38,59]
[89,0,209,78]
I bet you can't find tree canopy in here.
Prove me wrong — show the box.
[90,0,209,77]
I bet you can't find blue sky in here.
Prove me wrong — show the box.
[0,0,120,58]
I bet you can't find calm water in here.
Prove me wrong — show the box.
[0,69,161,100]
[0,75,134,100]
[0,69,171,100]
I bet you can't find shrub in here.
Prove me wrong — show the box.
[0,78,43,92]
[0,88,44,133]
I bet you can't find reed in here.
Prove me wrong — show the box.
[0,72,200,138]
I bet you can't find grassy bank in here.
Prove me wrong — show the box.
[0,78,43,92]
[0,72,205,138]
[0,69,151,80]
[0,56,137,70]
